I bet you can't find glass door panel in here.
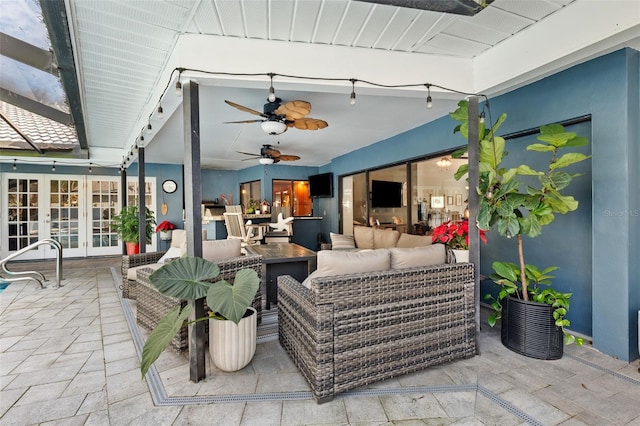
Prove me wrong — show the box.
[88,178,121,255]
[46,176,86,257]
[3,176,44,259]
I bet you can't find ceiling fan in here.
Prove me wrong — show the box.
[224,98,328,135]
[237,144,300,165]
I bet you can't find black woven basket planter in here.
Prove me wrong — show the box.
[501,296,563,360]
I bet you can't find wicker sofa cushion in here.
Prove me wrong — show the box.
[302,249,391,288]
[389,244,445,269]
[171,230,187,248]
[202,239,241,262]
[329,232,356,250]
[353,226,374,249]
[373,228,400,248]
[396,233,432,248]
[158,246,182,264]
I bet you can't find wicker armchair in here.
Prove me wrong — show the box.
[121,251,166,299]
[278,262,476,403]
[136,254,263,352]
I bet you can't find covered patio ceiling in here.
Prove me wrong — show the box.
[5,0,640,170]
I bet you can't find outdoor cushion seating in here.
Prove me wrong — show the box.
[278,245,475,402]
[327,225,432,251]
[136,249,263,352]
[121,229,206,299]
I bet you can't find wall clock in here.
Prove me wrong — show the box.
[162,179,177,194]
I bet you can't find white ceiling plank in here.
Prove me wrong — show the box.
[332,1,373,47]
[269,0,296,41]
[242,0,268,39]
[493,0,564,21]
[475,0,640,94]
[290,0,322,43]
[353,4,397,48]
[192,0,224,34]
[312,0,349,44]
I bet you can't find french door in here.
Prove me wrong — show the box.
[1,174,124,259]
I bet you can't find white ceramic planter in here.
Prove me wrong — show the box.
[451,249,469,263]
[209,307,257,372]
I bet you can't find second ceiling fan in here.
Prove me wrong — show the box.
[225,98,328,135]
[237,144,300,164]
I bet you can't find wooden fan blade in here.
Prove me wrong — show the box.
[263,147,281,157]
[225,100,268,118]
[224,119,265,124]
[274,100,311,120]
[236,151,261,157]
[292,117,329,130]
[278,154,300,161]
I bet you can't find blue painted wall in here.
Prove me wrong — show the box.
[322,48,640,361]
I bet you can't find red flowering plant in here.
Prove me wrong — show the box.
[155,221,176,233]
[431,220,487,250]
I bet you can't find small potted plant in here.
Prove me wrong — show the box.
[155,220,176,241]
[431,219,487,262]
[245,200,260,214]
[112,205,156,254]
[140,256,260,377]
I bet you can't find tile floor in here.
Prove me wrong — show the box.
[1,257,639,425]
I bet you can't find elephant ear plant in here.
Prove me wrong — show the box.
[140,256,259,377]
[450,100,590,345]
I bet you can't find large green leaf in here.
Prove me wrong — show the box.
[562,135,589,147]
[492,261,519,282]
[526,143,556,152]
[479,137,505,169]
[545,190,579,213]
[519,215,542,238]
[549,153,591,170]
[206,268,259,324]
[497,213,520,237]
[140,305,192,377]
[149,257,220,299]
[454,164,469,181]
[542,171,573,191]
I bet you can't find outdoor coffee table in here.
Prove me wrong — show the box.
[245,243,316,310]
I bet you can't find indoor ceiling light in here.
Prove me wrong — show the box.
[261,120,287,135]
[259,157,275,165]
[437,157,451,168]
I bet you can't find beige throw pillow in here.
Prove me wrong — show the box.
[373,228,400,248]
[389,244,446,269]
[202,239,241,262]
[353,226,374,249]
[396,233,433,248]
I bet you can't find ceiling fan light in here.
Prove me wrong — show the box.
[261,120,287,135]
[259,157,275,165]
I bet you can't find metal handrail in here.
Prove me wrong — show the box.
[0,238,63,289]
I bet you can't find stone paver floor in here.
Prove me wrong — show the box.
[1,257,639,425]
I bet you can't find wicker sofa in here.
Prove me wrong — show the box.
[136,253,263,352]
[278,247,476,403]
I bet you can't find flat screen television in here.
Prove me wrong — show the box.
[309,172,334,198]
[371,180,402,208]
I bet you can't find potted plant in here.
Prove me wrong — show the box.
[112,205,156,254]
[450,100,589,359]
[246,200,260,214]
[155,220,176,241]
[140,256,260,377]
[431,219,487,262]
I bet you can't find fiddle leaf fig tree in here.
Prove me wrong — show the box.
[450,100,590,344]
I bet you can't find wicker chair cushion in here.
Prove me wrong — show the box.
[171,230,187,248]
[127,262,163,280]
[202,239,241,262]
[302,249,391,288]
[158,247,182,264]
[329,232,356,250]
[389,244,445,269]
[396,233,432,248]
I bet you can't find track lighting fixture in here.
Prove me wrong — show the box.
[52,161,56,172]
[156,104,164,119]
[350,79,356,105]
[425,84,433,109]
[13,159,16,170]
[267,73,276,102]
[175,80,182,97]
